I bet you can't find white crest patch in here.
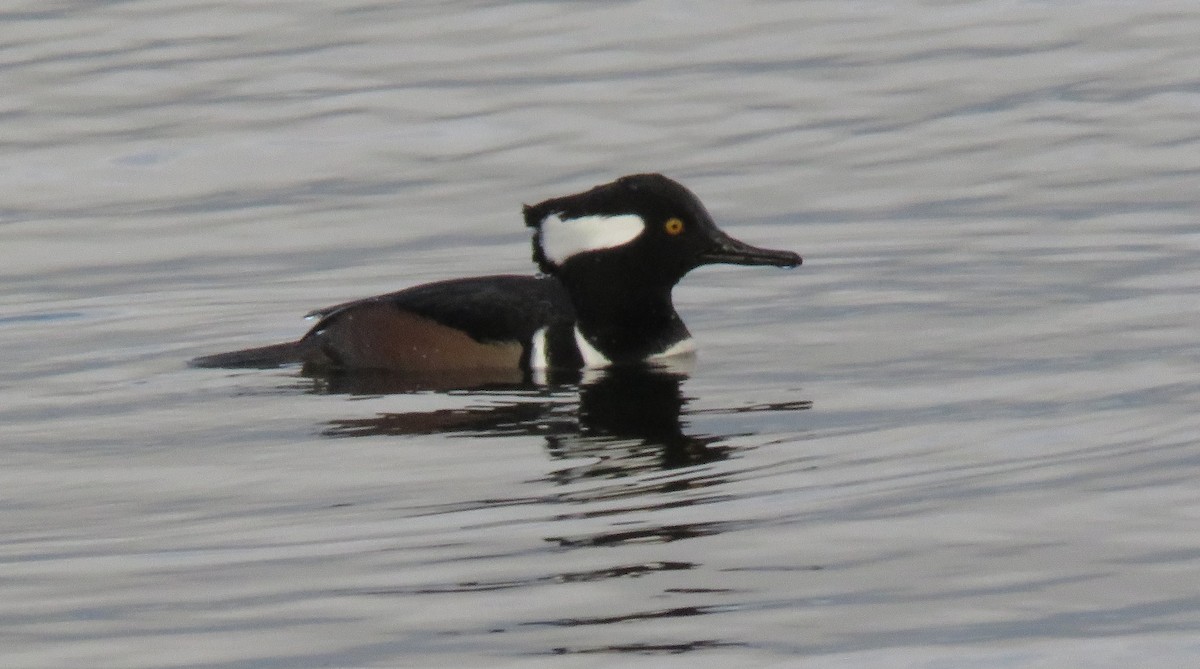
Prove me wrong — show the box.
[539,213,645,266]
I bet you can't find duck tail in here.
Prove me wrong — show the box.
[189,340,306,369]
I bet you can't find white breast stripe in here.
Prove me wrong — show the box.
[529,327,549,369]
[573,327,611,368]
[540,213,645,266]
[649,337,697,360]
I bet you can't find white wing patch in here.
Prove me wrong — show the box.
[539,213,645,266]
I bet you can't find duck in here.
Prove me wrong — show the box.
[190,173,801,374]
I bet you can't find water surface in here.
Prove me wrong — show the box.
[3,1,1200,667]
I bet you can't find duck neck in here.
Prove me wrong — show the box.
[559,276,691,364]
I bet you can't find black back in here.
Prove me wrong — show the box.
[304,275,583,368]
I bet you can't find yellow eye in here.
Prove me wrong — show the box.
[664,217,685,236]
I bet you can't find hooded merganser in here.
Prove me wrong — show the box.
[190,173,801,374]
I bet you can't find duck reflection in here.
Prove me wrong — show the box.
[311,360,808,479]
[541,366,730,483]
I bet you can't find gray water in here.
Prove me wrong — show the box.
[3,1,1200,667]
